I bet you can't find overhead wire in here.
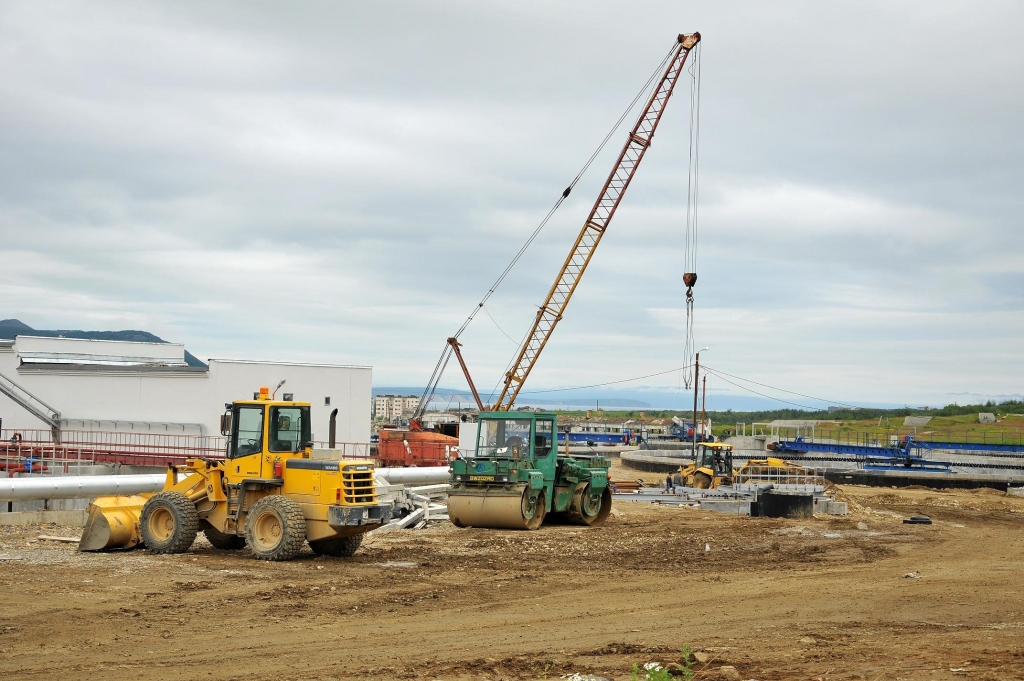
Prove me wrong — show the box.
[701,365,861,410]
[480,304,519,345]
[698,368,818,411]
[500,362,857,414]
[517,364,694,395]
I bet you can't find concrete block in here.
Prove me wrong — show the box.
[699,500,751,515]
[813,497,848,516]
[1007,486,1024,498]
[826,501,848,515]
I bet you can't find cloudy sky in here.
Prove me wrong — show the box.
[1,1,1021,409]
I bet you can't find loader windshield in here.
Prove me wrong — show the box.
[475,418,532,458]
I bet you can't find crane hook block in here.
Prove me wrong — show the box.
[683,272,697,288]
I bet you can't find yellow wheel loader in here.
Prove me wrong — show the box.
[79,387,391,561]
[679,442,735,489]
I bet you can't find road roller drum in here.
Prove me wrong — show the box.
[448,484,546,530]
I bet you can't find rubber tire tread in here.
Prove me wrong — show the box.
[245,495,307,561]
[201,521,246,550]
[309,533,363,557]
[140,491,199,554]
[692,471,713,489]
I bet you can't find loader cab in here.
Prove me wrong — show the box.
[695,443,733,477]
[221,389,313,478]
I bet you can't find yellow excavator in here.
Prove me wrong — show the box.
[679,443,818,489]
[79,387,391,561]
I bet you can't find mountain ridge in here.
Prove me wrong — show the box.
[0,318,207,368]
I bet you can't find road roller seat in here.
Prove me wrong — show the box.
[504,435,524,457]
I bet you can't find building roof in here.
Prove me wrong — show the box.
[15,335,188,368]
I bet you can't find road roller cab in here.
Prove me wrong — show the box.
[79,389,392,560]
[447,411,612,530]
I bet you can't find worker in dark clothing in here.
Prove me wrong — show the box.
[665,474,674,492]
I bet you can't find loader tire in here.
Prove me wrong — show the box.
[140,491,199,554]
[245,495,306,561]
[309,533,363,557]
[692,471,713,489]
[201,521,246,550]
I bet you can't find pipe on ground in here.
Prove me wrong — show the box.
[0,474,167,502]
[0,466,450,502]
[375,466,450,486]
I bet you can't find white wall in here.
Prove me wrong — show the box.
[0,345,371,443]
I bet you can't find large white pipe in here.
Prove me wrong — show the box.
[0,466,451,502]
[0,474,167,502]
[375,466,450,486]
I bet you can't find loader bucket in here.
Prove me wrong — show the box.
[79,495,147,551]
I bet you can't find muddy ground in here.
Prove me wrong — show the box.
[1,485,1023,680]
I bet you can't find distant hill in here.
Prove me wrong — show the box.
[0,318,207,368]
[373,386,654,409]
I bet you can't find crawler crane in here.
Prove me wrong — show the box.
[442,32,702,530]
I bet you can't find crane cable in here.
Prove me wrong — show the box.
[418,40,680,413]
[681,41,702,390]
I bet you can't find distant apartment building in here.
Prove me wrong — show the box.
[373,394,420,422]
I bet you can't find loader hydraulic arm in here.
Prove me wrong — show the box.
[491,32,700,411]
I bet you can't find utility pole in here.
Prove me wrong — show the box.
[691,352,700,461]
[691,347,708,461]
[701,375,707,443]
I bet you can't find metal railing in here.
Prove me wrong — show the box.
[733,464,825,492]
[771,427,1024,448]
[2,428,375,470]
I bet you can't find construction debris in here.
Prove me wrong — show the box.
[373,482,450,533]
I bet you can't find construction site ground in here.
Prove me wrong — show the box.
[1,484,1022,680]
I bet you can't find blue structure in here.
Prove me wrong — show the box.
[774,436,958,473]
[556,431,631,445]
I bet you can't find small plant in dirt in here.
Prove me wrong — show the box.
[629,661,673,681]
[629,645,695,681]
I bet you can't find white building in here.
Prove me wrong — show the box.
[373,394,419,422]
[0,336,371,444]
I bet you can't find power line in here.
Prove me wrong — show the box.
[699,368,818,411]
[702,365,860,410]
[518,364,693,395]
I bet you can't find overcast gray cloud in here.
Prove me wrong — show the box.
[1,1,1021,407]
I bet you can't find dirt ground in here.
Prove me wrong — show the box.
[1,485,1023,681]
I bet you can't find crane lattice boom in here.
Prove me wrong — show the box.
[491,32,701,411]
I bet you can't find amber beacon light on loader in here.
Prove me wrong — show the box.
[79,387,391,561]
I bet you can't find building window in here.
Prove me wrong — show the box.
[325,397,331,406]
